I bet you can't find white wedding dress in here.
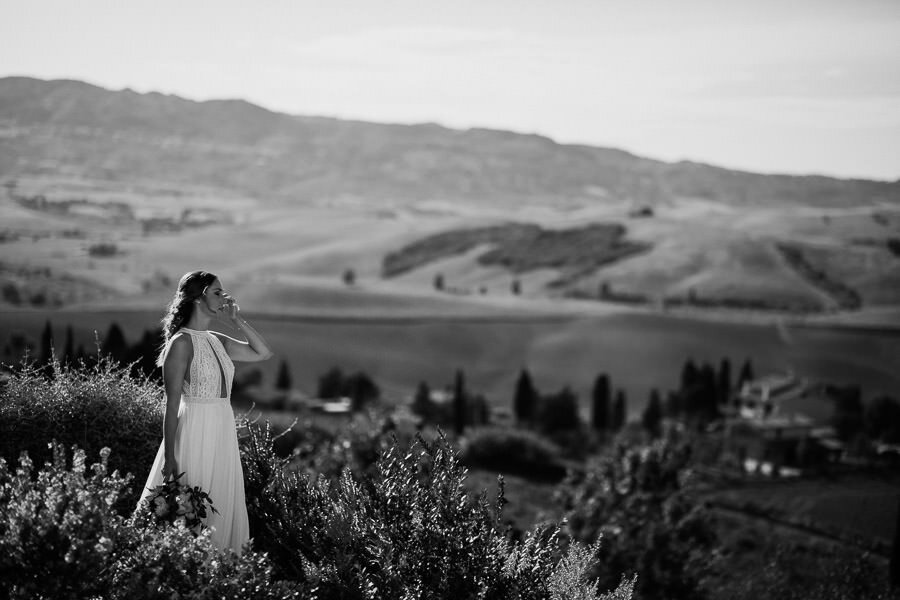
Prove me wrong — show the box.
[137,327,250,554]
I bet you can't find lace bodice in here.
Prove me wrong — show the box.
[178,328,234,399]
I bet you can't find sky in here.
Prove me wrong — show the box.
[2,0,900,181]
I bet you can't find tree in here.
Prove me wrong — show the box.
[276,360,292,391]
[699,363,718,421]
[342,268,356,286]
[737,358,755,390]
[62,325,74,365]
[642,388,663,438]
[716,357,732,406]
[612,390,627,431]
[680,359,699,392]
[828,384,864,442]
[102,322,128,365]
[557,436,718,599]
[513,369,538,425]
[864,395,900,443]
[433,273,445,291]
[591,374,611,432]
[38,320,54,368]
[317,367,344,399]
[411,381,433,421]
[892,495,900,591]
[539,386,581,434]
[345,371,380,411]
[453,369,467,435]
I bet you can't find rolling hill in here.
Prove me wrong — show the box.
[1,76,899,321]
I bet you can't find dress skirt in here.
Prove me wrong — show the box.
[137,395,250,554]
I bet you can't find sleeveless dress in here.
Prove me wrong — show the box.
[137,327,250,554]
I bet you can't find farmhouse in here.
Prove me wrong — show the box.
[724,372,844,474]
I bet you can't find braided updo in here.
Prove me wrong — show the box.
[156,270,218,366]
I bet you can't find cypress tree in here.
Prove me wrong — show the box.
[102,322,128,365]
[680,359,699,392]
[412,381,432,420]
[276,360,292,391]
[737,359,755,391]
[513,369,538,425]
[453,369,467,435]
[717,357,732,405]
[700,363,718,421]
[39,320,53,368]
[62,325,74,365]
[642,388,663,438]
[612,390,627,431]
[891,496,900,590]
[591,373,611,432]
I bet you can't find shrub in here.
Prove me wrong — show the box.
[0,442,297,599]
[462,426,567,482]
[242,423,634,598]
[87,242,119,257]
[556,432,717,599]
[0,357,162,509]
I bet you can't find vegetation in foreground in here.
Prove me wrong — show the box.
[0,358,633,599]
[0,355,897,599]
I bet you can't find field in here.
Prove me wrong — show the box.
[707,475,900,546]
[3,174,900,326]
[3,303,899,421]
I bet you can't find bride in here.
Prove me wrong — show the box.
[137,270,273,554]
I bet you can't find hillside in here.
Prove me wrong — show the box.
[1,76,899,321]
[2,76,899,208]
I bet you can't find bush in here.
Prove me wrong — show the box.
[462,426,568,482]
[556,433,717,599]
[0,357,162,509]
[0,442,298,599]
[242,424,634,599]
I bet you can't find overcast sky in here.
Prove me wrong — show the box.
[3,0,900,180]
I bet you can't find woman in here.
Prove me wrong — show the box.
[137,270,273,554]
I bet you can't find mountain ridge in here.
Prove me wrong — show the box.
[1,75,898,207]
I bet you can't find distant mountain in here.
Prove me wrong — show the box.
[1,76,898,207]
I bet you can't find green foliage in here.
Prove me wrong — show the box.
[382,223,649,282]
[591,374,610,433]
[242,423,631,599]
[0,442,297,599]
[0,356,162,509]
[316,366,380,410]
[513,368,539,426]
[865,395,900,443]
[275,359,292,391]
[462,426,567,482]
[538,386,582,434]
[556,433,717,599]
[641,389,662,438]
[0,347,636,599]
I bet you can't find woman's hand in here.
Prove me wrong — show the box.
[221,293,241,322]
[162,457,179,480]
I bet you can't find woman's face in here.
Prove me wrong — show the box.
[201,278,228,315]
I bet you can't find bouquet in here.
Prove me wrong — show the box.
[142,472,218,535]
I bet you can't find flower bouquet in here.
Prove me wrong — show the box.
[141,472,218,535]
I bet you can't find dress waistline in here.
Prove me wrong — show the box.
[182,395,229,404]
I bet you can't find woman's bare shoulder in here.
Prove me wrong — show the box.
[165,333,193,360]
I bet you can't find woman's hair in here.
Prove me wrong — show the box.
[156,270,218,366]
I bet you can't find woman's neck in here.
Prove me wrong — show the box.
[184,311,212,331]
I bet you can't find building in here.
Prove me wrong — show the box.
[724,372,844,474]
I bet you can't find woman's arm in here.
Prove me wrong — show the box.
[220,315,274,363]
[161,335,191,479]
